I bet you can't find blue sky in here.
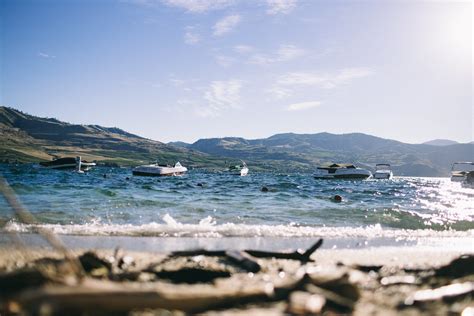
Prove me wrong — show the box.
[1,0,472,143]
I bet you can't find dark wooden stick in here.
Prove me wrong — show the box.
[245,239,323,262]
[225,250,261,273]
[169,239,323,263]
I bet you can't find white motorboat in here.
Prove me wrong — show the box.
[373,164,393,179]
[228,161,249,176]
[450,162,474,182]
[39,156,96,172]
[132,161,187,176]
[314,163,372,179]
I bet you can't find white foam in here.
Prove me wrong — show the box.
[3,214,474,239]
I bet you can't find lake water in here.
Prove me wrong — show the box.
[1,164,473,246]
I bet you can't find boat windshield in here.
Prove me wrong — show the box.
[451,162,474,172]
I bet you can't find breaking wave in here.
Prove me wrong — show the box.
[4,214,474,239]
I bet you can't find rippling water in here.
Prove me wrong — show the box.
[1,164,473,238]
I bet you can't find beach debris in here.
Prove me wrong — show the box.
[287,291,326,315]
[245,239,323,263]
[305,283,356,311]
[462,306,474,316]
[380,275,418,286]
[16,277,276,314]
[79,251,112,274]
[352,264,383,273]
[170,239,323,264]
[0,268,50,297]
[225,250,261,273]
[154,268,231,284]
[306,268,360,302]
[435,254,474,279]
[404,282,474,305]
[171,249,227,257]
[2,250,474,315]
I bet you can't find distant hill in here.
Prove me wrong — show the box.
[1,106,473,176]
[186,132,474,176]
[0,106,224,168]
[422,139,459,146]
[168,141,191,149]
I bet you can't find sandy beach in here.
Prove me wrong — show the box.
[1,235,472,315]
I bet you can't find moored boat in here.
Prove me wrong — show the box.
[450,162,474,182]
[39,156,96,171]
[314,163,372,179]
[373,163,393,179]
[132,162,187,176]
[228,161,249,176]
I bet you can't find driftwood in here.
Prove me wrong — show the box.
[225,250,261,273]
[171,239,323,263]
[245,239,323,262]
[17,276,285,314]
[168,239,323,273]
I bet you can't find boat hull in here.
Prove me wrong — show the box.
[451,175,466,182]
[132,165,188,177]
[314,173,371,180]
[40,158,95,171]
[132,170,187,177]
[373,171,393,179]
[314,166,372,180]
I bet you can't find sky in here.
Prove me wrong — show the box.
[1,0,472,144]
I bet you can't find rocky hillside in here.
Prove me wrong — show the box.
[0,106,224,168]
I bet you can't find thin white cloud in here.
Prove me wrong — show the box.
[278,67,374,89]
[215,55,236,67]
[266,0,297,15]
[170,78,186,86]
[198,80,243,117]
[234,45,254,54]
[38,52,55,59]
[248,44,305,65]
[213,14,241,37]
[162,0,234,13]
[287,101,321,111]
[184,27,201,44]
[266,86,292,100]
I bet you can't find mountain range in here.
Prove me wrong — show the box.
[1,106,473,176]
[0,106,224,168]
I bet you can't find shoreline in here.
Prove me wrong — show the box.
[1,233,472,267]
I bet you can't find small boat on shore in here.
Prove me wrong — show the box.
[314,163,372,180]
[373,164,393,179]
[40,156,96,172]
[228,161,249,176]
[450,162,474,182]
[132,162,187,176]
